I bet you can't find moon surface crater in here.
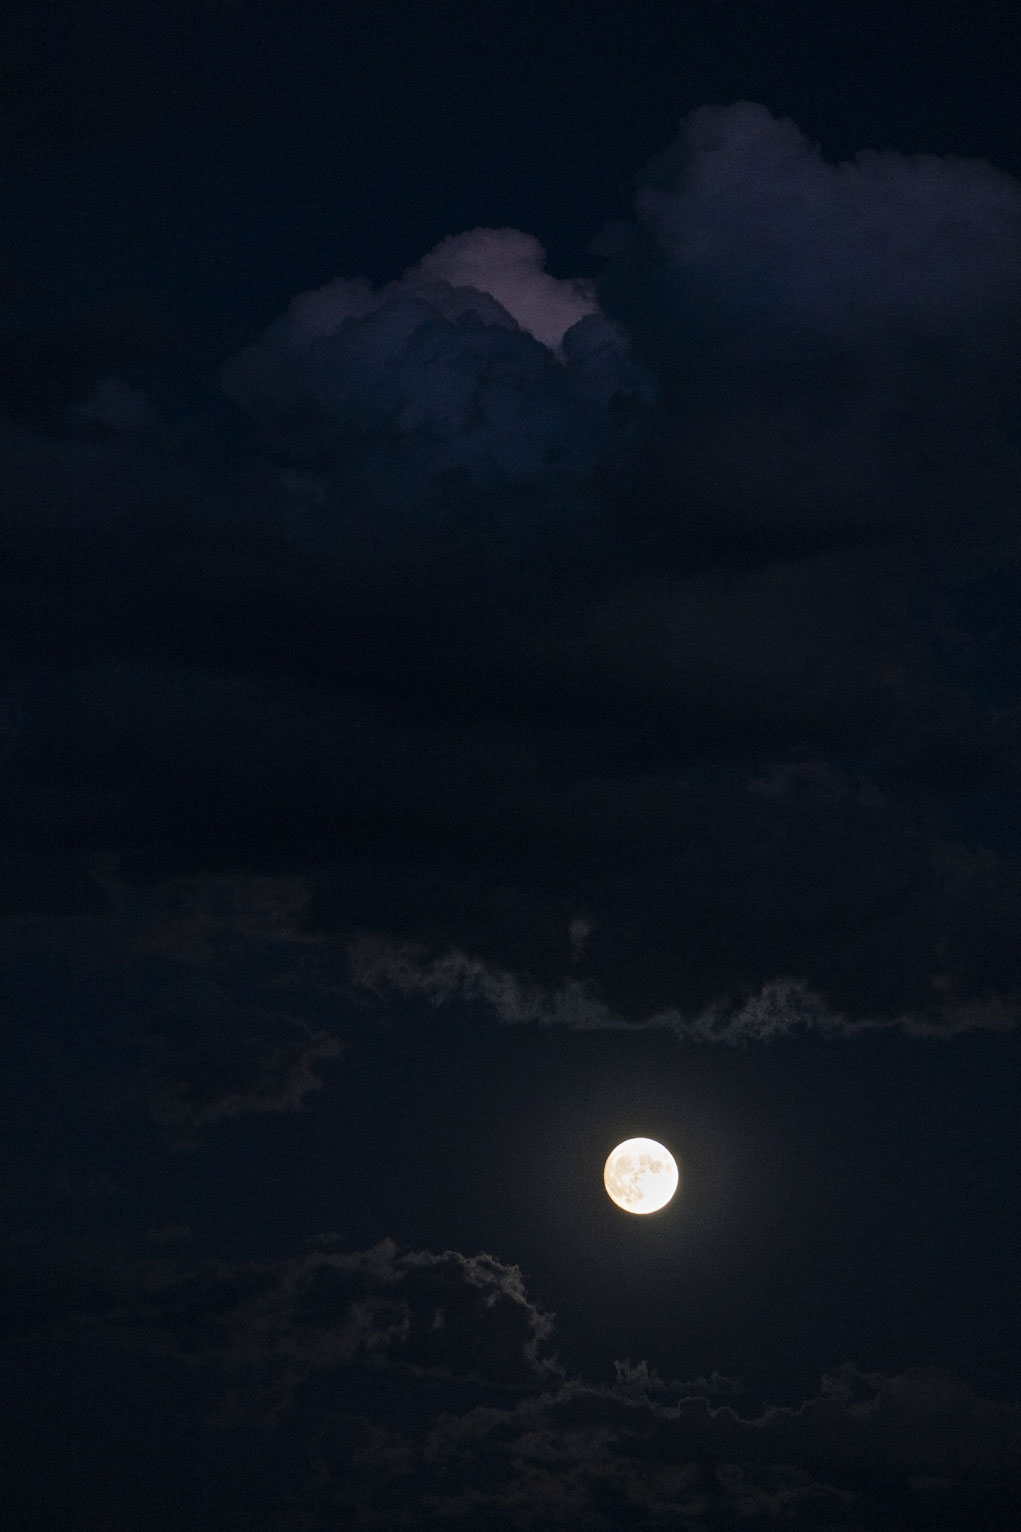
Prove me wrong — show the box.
[603,1137,679,1214]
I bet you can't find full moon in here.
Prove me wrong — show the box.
[603,1138,679,1214]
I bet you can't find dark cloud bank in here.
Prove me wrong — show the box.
[5,1227,1021,1529]
[6,101,1021,1041]
[5,101,1021,1526]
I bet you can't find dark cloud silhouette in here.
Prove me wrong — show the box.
[3,103,1021,1043]
[595,101,1021,557]
[307,1362,1021,1529]
[220,226,649,492]
[632,100,1021,343]
[6,1228,1019,1525]
[6,11,1021,1523]
[2,1233,557,1421]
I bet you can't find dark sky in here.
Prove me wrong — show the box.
[4,3,1021,1528]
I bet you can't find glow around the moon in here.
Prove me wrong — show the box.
[603,1138,679,1214]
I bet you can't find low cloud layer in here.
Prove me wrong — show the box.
[2,1233,557,1422]
[4,102,1021,1038]
[314,1366,1021,1530]
[5,1230,1019,1527]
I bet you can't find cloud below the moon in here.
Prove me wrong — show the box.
[5,1227,1020,1527]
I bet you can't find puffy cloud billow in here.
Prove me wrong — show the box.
[629,100,1021,345]
[3,103,1021,1037]
[221,225,652,498]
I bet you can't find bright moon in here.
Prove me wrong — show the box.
[603,1138,679,1214]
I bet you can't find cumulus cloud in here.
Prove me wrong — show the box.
[220,226,650,496]
[609,98,1021,346]
[3,103,1021,1044]
[595,101,1021,563]
[409,227,598,351]
[230,226,595,360]
[5,91,1021,1532]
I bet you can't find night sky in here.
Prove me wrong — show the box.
[3,3,1021,1527]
